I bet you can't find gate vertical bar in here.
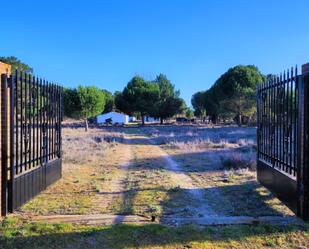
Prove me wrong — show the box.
[32,76,35,168]
[24,73,28,171]
[20,73,23,174]
[36,77,39,166]
[8,73,15,212]
[15,71,18,175]
[59,86,63,160]
[39,79,42,165]
[294,67,298,177]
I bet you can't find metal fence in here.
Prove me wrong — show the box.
[1,71,63,215]
[257,68,299,177]
[257,64,309,220]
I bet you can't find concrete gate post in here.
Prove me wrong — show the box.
[300,63,309,220]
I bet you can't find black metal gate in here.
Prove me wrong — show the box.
[1,71,63,215]
[257,64,309,220]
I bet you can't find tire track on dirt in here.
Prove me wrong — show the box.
[146,135,217,217]
[93,135,133,214]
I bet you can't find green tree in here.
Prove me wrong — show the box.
[101,90,114,113]
[191,65,264,124]
[191,91,206,116]
[63,88,81,119]
[185,108,194,119]
[114,91,126,112]
[116,76,159,125]
[152,74,184,124]
[220,85,256,126]
[77,86,105,131]
[215,65,263,125]
[0,56,33,73]
[199,108,207,122]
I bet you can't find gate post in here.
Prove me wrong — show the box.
[1,74,9,216]
[300,63,309,220]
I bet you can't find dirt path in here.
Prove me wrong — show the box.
[122,131,218,218]
[92,134,133,215]
[149,140,217,217]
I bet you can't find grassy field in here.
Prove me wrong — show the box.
[1,124,308,248]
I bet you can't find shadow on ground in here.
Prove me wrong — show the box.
[112,184,290,218]
[1,221,308,249]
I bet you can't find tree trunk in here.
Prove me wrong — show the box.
[85,119,89,131]
[212,115,217,124]
[160,117,163,125]
[141,115,145,126]
[238,113,242,127]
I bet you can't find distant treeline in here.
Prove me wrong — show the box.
[191,65,273,125]
[64,74,189,128]
[1,56,191,130]
[1,56,273,128]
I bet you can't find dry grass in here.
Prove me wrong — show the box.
[140,125,294,217]
[19,125,294,218]
[220,150,256,170]
[112,136,193,217]
[20,127,127,215]
[144,126,256,147]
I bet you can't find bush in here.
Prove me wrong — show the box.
[221,151,256,170]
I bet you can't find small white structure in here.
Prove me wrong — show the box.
[96,111,129,124]
[145,116,159,123]
[129,116,136,122]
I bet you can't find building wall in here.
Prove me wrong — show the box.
[145,116,159,122]
[0,62,12,75]
[97,112,128,124]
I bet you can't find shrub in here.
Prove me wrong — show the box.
[221,151,256,170]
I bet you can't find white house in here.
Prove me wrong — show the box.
[96,111,129,124]
[145,116,159,123]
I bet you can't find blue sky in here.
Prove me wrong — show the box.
[1,0,308,106]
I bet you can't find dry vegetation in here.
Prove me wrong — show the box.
[19,125,293,217]
[20,127,128,215]
[2,124,308,249]
[141,125,292,217]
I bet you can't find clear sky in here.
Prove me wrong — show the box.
[1,0,308,106]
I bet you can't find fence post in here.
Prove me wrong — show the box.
[300,63,309,220]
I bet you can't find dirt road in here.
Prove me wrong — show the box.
[22,127,296,226]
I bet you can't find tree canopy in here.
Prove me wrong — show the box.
[63,86,105,130]
[191,65,264,124]
[3,55,186,126]
[115,74,185,125]
[77,85,105,118]
[0,56,34,73]
[150,74,184,124]
[101,90,114,114]
[63,88,81,119]
[115,76,160,125]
